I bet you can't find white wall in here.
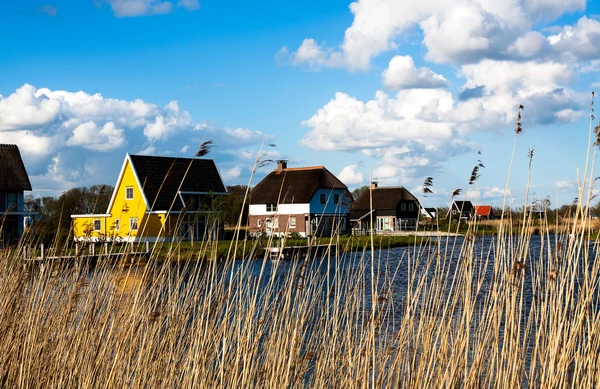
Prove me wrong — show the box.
[249,203,310,215]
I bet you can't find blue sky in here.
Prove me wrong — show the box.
[1,0,600,208]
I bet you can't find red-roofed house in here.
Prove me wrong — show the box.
[474,205,495,220]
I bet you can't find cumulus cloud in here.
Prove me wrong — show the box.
[338,165,364,185]
[283,0,587,70]
[0,84,194,156]
[66,121,126,151]
[104,0,200,17]
[548,16,600,60]
[382,55,449,90]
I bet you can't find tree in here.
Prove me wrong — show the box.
[24,185,114,242]
[216,185,250,228]
[351,186,369,200]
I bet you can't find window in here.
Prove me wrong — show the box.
[114,219,120,231]
[93,219,102,231]
[320,194,326,204]
[130,217,139,231]
[289,216,296,228]
[334,194,339,204]
[401,203,406,211]
[273,218,279,229]
[409,203,414,211]
[257,219,263,227]
[267,204,277,212]
[125,187,134,200]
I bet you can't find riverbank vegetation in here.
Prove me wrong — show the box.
[2,100,600,387]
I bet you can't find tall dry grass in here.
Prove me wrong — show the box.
[0,204,599,387]
[2,101,600,387]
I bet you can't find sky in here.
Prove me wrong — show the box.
[1,0,600,208]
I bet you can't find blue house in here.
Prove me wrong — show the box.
[249,160,352,237]
[0,144,33,245]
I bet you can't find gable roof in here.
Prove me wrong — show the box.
[474,205,493,217]
[351,186,419,220]
[250,166,349,204]
[0,144,32,191]
[452,200,473,212]
[107,154,227,212]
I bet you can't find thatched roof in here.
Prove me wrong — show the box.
[350,186,418,219]
[0,144,32,191]
[129,155,227,211]
[250,166,349,204]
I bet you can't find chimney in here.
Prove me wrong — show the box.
[371,181,378,189]
[277,160,288,173]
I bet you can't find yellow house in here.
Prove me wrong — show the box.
[71,154,228,242]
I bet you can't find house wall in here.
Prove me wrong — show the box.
[249,203,310,215]
[309,188,350,215]
[248,214,307,236]
[73,159,151,241]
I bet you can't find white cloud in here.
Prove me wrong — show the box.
[548,16,600,60]
[281,39,344,70]
[0,130,58,158]
[508,31,549,58]
[66,121,126,151]
[338,165,364,185]
[138,146,156,155]
[301,89,454,152]
[382,55,449,90]
[222,166,241,181]
[180,145,190,153]
[0,84,196,157]
[177,0,200,11]
[106,0,173,17]
[0,84,61,131]
[284,0,587,70]
[555,180,577,192]
[104,0,200,17]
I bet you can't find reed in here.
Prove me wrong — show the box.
[1,105,600,387]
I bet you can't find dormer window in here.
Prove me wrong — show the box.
[267,204,277,212]
[125,187,134,200]
[320,194,326,204]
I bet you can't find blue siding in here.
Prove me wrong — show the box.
[308,188,350,215]
[17,192,24,212]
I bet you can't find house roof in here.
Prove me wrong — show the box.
[129,155,227,211]
[452,200,474,212]
[0,144,32,191]
[474,205,493,217]
[250,166,349,205]
[350,186,418,220]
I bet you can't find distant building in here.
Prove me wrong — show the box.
[448,200,474,220]
[248,161,352,237]
[350,183,420,232]
[421,207,437,221]
[71,154,228,242]
[474,205,495,220]
[0,144,33,245]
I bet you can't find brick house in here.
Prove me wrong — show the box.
[248,161,352,237]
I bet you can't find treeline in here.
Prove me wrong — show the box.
[25,185,250,242]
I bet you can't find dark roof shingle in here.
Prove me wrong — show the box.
[352,186,418,212]
[250,166,349,204]
[129,155,226,211]
[0,144,32,191]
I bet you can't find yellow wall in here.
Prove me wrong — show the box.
[72,158,163,241]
